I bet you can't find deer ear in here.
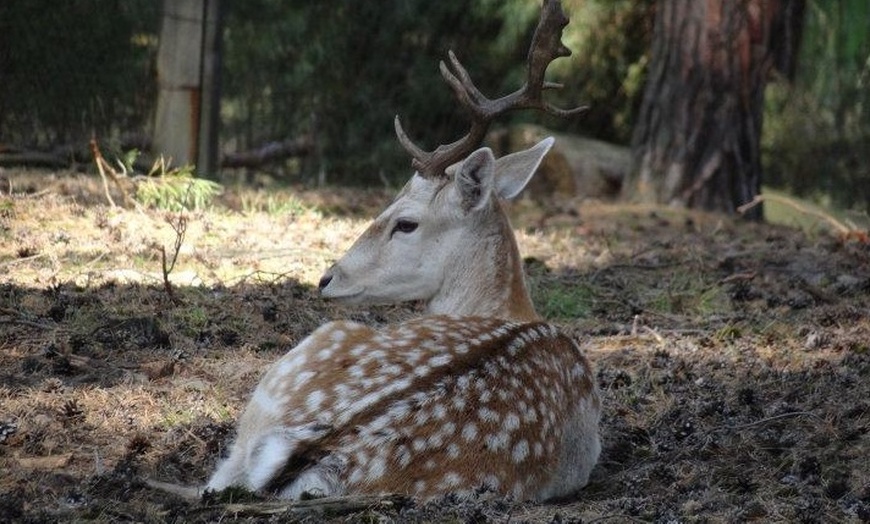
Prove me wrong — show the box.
[493,137,555,200]
[452,147,496,212]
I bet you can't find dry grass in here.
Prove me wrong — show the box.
[1,169,869,522]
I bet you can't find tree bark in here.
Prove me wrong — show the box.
[626,0,804,219]
[153,0,222,175]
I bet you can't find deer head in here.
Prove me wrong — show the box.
[318,0,585,322]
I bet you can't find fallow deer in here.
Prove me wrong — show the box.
[207,0,601,502]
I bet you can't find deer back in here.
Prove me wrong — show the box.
[208,315,600,500]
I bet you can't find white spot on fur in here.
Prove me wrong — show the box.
[396,445,411,468]
[503,412,520,432]
[478,406,499,423]
[290,370,315,391]
[462,423,478,441]
[440,471,462,488]
[428,354,452,367]
[366,456,386,482]
[480,474,501,490]
[382,363,402,376]
[414,480,427,494]
[479,389,492,403]
[306,389,325,412]
[512,439,529,463]
[348,466,364,485]
[484,431,509,451]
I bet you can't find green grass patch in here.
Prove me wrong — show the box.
[643,272,729,317]
[761,187,868,234]
[531,279,594,320]
[238,191,316,216]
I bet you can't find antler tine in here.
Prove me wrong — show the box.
[394,116,431,173]
[395,0,585,179]
[443,50,488,109]
[524,0,572,98]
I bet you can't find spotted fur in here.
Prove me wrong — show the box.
[208,316,600,500]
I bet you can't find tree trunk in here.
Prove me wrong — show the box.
[626,0,804,219]
[153,0,222,174]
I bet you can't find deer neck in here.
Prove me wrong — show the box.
[426,206,539,322]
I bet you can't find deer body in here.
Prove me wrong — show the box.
[208,140,601,501]
[208,315,599,501]
[207,0,600,502]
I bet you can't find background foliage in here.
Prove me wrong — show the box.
[763,0,870,213]
[0,0,158,149]
[0,0,866,211]
[219,0,650,182]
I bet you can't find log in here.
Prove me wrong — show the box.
[0,150,74,169]
[221,136,314,169]
[0,134,314,172]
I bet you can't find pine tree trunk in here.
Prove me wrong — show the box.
[626,0,803,219]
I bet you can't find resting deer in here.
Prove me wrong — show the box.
[207,0,600,502]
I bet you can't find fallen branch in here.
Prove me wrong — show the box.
[144,479,411,519]
[221,135,314,169]
[714,411,821,431]
[213,493,411,518]
[738,193,853,235]
[144,478,202,500]
[0,150,71,169]
[0,307,55,330]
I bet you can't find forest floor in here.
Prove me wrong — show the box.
[1,170,869,523]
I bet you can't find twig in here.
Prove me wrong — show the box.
[90,139,118,208]
[642,326,665,345]
[0,318,55,330]
[160,211,188,302]
[737,194,852,235]
[715,411,820,431]
[144,480,412,520]
[0,252,48,268]
[215,493,411,518]
[144,479,202,500]
[89,138,138,208]
[0,307,55,330]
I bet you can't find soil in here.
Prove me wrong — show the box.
[1,171,868,523]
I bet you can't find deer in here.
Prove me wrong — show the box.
[206,0,601,502]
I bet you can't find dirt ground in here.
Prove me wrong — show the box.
[1,170,868,523]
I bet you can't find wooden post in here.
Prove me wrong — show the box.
[197,0,222,177]
[153,0,222,176]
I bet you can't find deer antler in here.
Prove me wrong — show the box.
[395,0,587,179]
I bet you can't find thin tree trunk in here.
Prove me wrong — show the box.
[153,0,222,174]
[626,0,804,219]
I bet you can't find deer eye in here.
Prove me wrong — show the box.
[390,219,419,237]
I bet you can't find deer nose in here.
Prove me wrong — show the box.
[318,274,333,291]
